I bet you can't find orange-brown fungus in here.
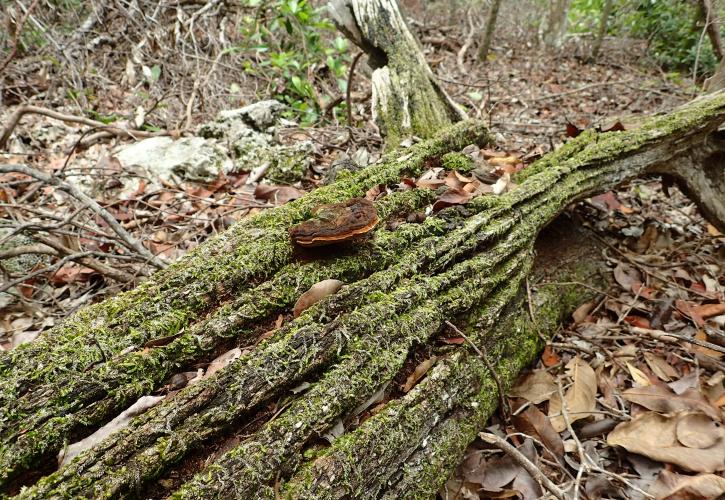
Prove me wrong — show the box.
[289,197,379,247]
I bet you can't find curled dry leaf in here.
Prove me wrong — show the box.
[621,385,721,421]
[549,356,597,432]
[643,352,679,382]
[293,279,344,318]
[58,395,164,467]
[205,347,242,378]
[431,187,471,211]
[613,263,642,291]
[676,412,722,448]
[254,184,304,205]
[649,470,725,500]
[509,370,558,404]
[402,356,438,393]
[572,301,595,324]
[511,404,565,458]
[607,411,725,473]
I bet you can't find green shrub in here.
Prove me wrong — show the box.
[569,0,720,76]
[235,0,351,125]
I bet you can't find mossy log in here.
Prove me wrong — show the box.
[2,92,725,498]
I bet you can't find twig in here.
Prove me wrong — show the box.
[479,432,566,500]
[631,326,725,354]
[0,0,40,73]
[557,380,587,500]
[0,164,165,269]
[445,320,509,421]
[0,105,172,150]
[346,52,364,125]
[556,381,654,499]
[456,9,476,74]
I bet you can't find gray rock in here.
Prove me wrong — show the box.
[0,228,49,308]
[104,136,234,197]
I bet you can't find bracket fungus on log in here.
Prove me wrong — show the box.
[289,197,379,247]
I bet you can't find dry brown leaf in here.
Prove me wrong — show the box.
[627,362,652,387]
[402,356,438,393]
[644,352,679,382]
[613,263,642,291]
[415,178,446,190]
[488,155,519,166]
[509,370,557,404]
[692,329,725,360]
[549,356,597,432]
[511,404,564,457]
[572,302,595,324]
[58,395,164,467]
[622,385,721,420]
[205,347,242,378]
[649,470,725,500]
[432,187,472,211]
[254,184,304,205]
[676,412,722,448]
[608,411,725,473]
[691,303,725,319]
[444,171,466,190]
[293,279,344,318]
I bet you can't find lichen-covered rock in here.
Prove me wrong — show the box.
[111,136,233,196]
[199,103,313,184]
[0,229,49,308]
[226,126,312,184]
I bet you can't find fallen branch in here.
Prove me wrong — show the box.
[0,164,166,269]
[456,9,476,74]
[0,105,173,150]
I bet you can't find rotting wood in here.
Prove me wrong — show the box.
[3,92,725,498]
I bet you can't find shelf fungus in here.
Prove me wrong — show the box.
[289,197,379,247]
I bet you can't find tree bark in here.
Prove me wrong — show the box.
[591,0,613,60]
[1,91,724,498]
[477,0,503,62]
[699,0,723,61]
[540,0,572,49]
[328,0,466,145]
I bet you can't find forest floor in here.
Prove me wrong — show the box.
[1,4,724,499]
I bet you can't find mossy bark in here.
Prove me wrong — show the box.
[4,93,725,498]
[328,0,466,144]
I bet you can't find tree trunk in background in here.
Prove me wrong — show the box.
[478,0,503,61]
[705,56,725,91]
[591,0,613,60]
[699,0,724,61]
[328,0,466,146]
[2,92,725,498]
[541,0,572,49]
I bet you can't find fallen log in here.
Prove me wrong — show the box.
[2,92,725,498]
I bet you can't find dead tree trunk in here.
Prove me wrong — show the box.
[1,92,725,498]
[699,0,723,61]
[591,0,613,60]
[477,0,503,62]
[540,0,572,50]
[328,0,466,145]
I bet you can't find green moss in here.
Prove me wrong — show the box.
[441,152,474,172]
